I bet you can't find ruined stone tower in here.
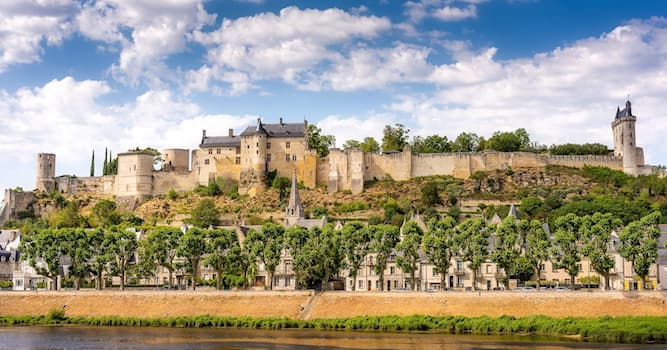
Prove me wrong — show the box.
[611,100,643,175]
[35,153,56,192]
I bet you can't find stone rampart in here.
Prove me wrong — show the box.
[153,172,198,195]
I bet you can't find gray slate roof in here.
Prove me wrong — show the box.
[200,136,241,148]
[240,121,306,138]
[615,100,634,119]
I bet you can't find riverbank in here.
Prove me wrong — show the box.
[0,290,665,319]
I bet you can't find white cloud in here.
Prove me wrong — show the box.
[189,6,391,92]
[404,1,482,23]
[0,0,78,71]
[316,114,394,148]
[390,18,667,165]
[433,5,477,21]
[76,0,216,86]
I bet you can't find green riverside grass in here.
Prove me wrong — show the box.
[0,313,665,344]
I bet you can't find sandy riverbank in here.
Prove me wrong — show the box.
[0,290,665,320]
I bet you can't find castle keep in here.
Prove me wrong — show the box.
[20,100,655,204]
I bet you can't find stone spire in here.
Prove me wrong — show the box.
[285,171,304,226]
[507,204,518,218]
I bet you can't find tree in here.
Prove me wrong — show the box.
[285,226,311,289]
[456,218,490,290]
[551,213,583,286]
[580,213,622,290]
[423,217,458,289]
[451,132,481,152]
[90,150,95,177]
[272,176,291,201]
[49,203,85,229]
[245,223,284,290]
[395,221,424,291]
[343,140,361,149]
[520,196,543,219]
[492,217,521,288]
[88,229,113,290]
[178,228,208,290]
[512,256,534,284]
[341,222,371,291]
[19,229,64,290]
[307,124,335,157]
[103,148,108,176]
[206,228,239,290]
[361,137,380,153]
[107,228,138,291]
[313,224,345,290]
[381,124,409,152]
[370,224,400,291]
[421,182,442,207]
[190,198,220,228]
[523,220,551,290]
[142,226,182,289]
[90,200,121,227]
[485,129,531,152]
[61,228,91,290]
[412,135,451,153]
[619,212,661,290]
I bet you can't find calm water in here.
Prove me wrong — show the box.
[0,326,661,350]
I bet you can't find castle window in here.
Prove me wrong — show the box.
[286,141,291,149]
[216,148,221,154]
[235,157,240,165]
[285,154,291,161]
[292,154,297,161]
[204,159,209,165]
[208,149,212,155]
[266,154,271,162]
[236,147,240,154]
[256,142,259,147]
[267,142,271,150]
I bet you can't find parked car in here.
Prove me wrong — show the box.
[553,286,570,292]
[514,286,537,292]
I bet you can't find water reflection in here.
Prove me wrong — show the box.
[0,326,661,350]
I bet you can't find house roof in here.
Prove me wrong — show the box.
[240,120,306,138]
[615,100,634,119]
[200,136,241,148]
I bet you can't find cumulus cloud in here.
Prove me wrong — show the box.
[404,1,483,23]
[187,6,391,93]
[0,0,78,71]
[433,5,477,21]
[392,18,667,165]
[316,114,394,148]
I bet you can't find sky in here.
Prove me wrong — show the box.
[1,0,667,201]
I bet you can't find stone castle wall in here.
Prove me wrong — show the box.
[326,148,624,194]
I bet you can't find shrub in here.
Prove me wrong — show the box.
[166,188,178,200]
[47,308,66,321]
[334,201,368,213]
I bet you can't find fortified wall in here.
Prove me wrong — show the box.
[324,146,626,194]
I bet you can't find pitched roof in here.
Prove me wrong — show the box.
[200,136,241,148]
[240,120,306,138]
[615,100,634,119]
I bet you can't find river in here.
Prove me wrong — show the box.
[0,326,661,349]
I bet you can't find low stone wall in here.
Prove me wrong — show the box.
[0,291,664,320]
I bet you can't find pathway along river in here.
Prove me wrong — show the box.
[0,326,663,350]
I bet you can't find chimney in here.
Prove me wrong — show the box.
[201,129,206,144]
[228,128,233,137]
[279,117,283,125]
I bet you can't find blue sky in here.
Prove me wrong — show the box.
[1,0,667,200]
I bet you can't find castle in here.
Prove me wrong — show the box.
[0,100,657,225]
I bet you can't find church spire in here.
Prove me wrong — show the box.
[285,170,304,226]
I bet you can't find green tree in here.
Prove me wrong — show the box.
[423,217,458,289]
[551,213,583,286]
[619,212,661,289]
[272,176,291,201]
[395,221,424,290]
[491,217,521,288]
[178,228,208,290]
[88,229,113,290]
[61,228,91,290]
[451,132,481,152]
[523,220,551,290]
[103,148,108,176]
[512,256,534,284]
[190,198,220,228]
[142,226,182,289]
[19,229,64,290]
[421,182,442,207]
[285,226,310,288]
[49,203,85,229]
[307,124,335,157]
[90,150,95,177]
[485,129,531,152]
[206,228,239,290]
[456,218,490,290]
[360,137,380,153]
[580,213,622,290]
[370,224,400,291]
[310,224,345,290]
[106,228,138,291]
[343,139,361,149]
[245,223,285,290]
[381,124,409,152]
[90,200,121,227]
[341,222,371,291]
[412,135,451,153]
[520,196,543,219]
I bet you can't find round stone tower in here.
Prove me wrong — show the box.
[36,153,56,192]
[611,100,638,175]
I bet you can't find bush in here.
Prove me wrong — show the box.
[421,182,442,207]
[47,308,66,321]
[334,201,368,213]
[166,188,178,200]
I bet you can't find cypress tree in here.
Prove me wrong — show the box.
[103,148,108,176]
[90,150,95,177]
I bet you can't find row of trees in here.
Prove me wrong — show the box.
[20,211,661,291]
[343,124,610,156]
